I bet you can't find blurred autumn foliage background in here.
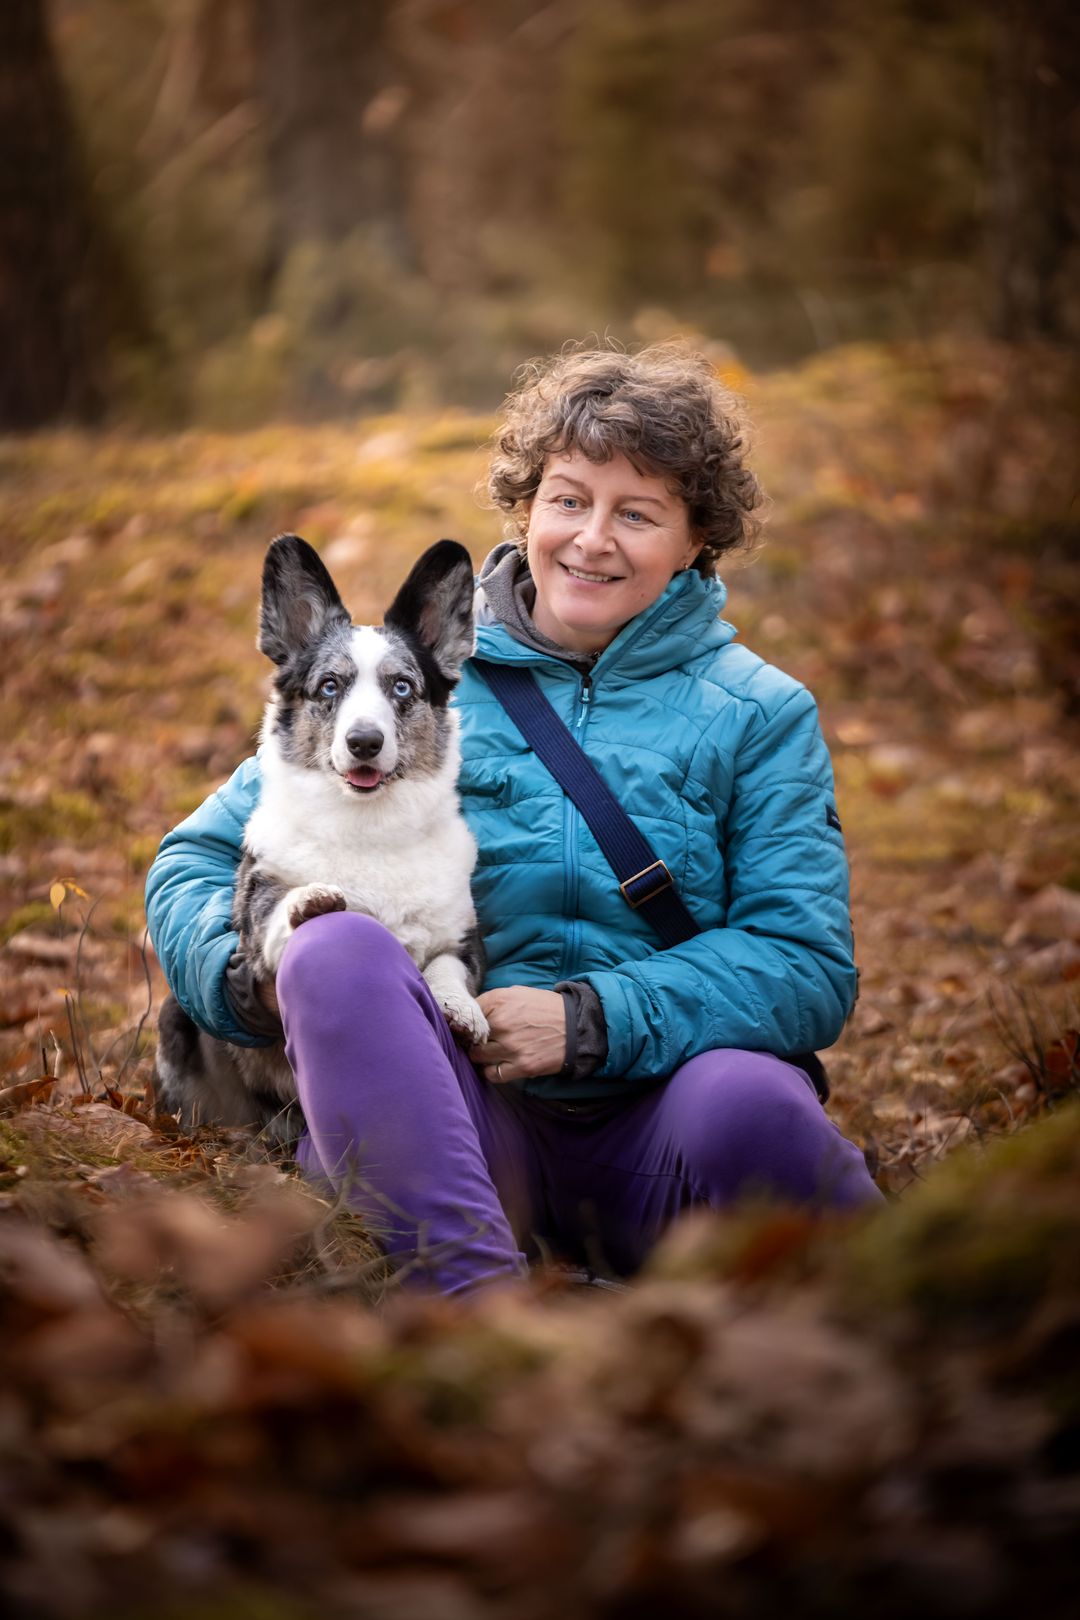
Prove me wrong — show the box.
[2,2,1080,1616]
[4,0,1080,426]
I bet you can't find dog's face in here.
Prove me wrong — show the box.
[258,536,476,797]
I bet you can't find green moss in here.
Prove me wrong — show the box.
[0,790,105,855]
[0,1120,115,1182]
[0,1117,32,1173]
[1,900,60,941]
[760,542,805,580]
[376,1320,555,1428]
[84,485,136,531]
[127,834,162,874]
[219,485,264,526]
[105,890,151,939]
[416,415,493,453]
[22,490,88,540]
[171,783,219,817]
[843,1102,1080,1334]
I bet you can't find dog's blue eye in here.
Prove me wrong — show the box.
[393,678,413,700]
[318,676,339,700]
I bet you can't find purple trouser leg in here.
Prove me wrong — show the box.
[279,913,882,1293]
[523,1050,884,1276]
[279,912,532,1295]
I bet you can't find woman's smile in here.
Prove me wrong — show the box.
[562,563,621,584]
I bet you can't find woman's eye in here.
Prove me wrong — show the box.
[318,676,339,700]
[393,678,413,700]
[622,509,646,523]
[558,496,580,510]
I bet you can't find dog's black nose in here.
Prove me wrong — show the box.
[345,726,384,761]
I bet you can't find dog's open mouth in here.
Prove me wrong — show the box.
[342,766,385,793]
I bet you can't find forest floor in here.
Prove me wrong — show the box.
[0,339,1078,1617]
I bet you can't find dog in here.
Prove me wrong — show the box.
[154,534,489,1140]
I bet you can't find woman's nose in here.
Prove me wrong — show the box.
[575,505,615,552]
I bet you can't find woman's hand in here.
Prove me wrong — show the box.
[470,986,566,1083]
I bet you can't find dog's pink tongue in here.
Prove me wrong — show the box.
[345,765,383,789]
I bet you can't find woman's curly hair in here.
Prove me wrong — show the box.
[486,341,764,576]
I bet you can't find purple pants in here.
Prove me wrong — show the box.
[281,913,882,1295]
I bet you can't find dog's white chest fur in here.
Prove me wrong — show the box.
[245,718,479,976]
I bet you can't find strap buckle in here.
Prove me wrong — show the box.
[619,860,673,909]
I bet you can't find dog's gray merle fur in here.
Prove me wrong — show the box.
[154,535,488,1143]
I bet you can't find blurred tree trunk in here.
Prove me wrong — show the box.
[988,0,1079,340]
[0,0,106,427]
[395,0,569,294]
[252,0,412,279]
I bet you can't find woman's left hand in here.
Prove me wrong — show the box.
[470,986,566,1082]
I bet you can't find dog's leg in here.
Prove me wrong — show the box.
[261,882,347,973]
[460,922,486,996]
[423,952,490,1045]
[155,995,286,1133]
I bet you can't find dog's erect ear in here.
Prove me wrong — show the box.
[258,535,351,665]
[384,540,476,681]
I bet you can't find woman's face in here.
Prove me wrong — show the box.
[525,451,700,655]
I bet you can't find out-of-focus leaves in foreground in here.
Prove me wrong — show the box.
[0,1104,1077,1617]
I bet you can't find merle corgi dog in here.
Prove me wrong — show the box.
[154,534,489,1140]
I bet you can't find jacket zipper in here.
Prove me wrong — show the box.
[576,673,592,728]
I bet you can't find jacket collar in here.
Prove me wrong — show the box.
[473,543,737,681]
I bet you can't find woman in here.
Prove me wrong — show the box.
[146,343,881,1295]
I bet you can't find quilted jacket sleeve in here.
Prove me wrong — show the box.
[579,687,857,1081]
[144,754,268,1046]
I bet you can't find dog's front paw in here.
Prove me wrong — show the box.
[439,991,490,1047]
[285,883,347,929]
[261,884,349,973]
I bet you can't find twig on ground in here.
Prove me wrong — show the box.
[63,995,91,1096]
[99,928,155,1085]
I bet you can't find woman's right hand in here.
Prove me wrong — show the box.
[469,985,567,1082]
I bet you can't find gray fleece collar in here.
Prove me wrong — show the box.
[475,542,597,667]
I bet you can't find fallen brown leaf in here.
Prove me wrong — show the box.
[1042,1030,1080,1093]
[0,1217,104,1319]
[1005,884,1080,947]
[0,1075,56,1113]
[1017,941,1080,983]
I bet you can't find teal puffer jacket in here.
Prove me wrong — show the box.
[145,570,856,1101]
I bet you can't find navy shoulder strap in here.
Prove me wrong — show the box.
[475,661,700,948]
[474,659,830,1101]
